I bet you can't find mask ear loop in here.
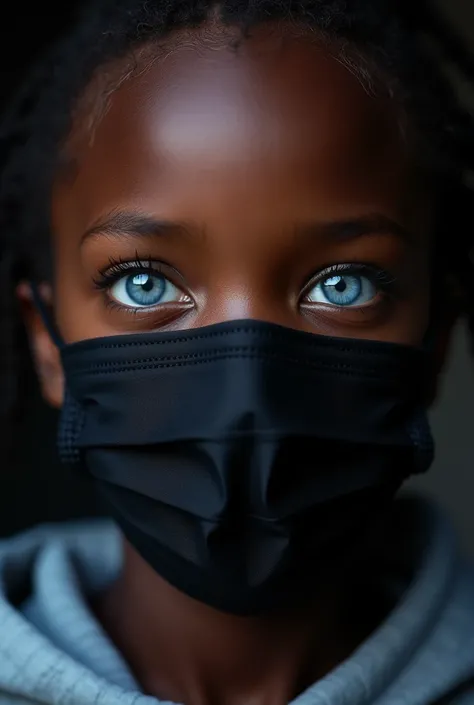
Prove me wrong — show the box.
[29,282,65,350]
[30,282,83,463]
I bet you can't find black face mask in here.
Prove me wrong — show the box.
[36,296,434,614]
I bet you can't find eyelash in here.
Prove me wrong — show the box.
[302,262,397,299]
[93,254,164,290]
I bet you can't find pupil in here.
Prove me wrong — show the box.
[334,277,347,293]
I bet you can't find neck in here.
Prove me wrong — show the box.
[95,540,379,705]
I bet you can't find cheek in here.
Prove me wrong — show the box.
[395,299,430,346]
[395,249,431,346]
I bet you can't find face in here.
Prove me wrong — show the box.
[24,22,437,407]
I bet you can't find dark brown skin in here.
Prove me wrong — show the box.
[20,20,451,705]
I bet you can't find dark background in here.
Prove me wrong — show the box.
[0,1,473,553]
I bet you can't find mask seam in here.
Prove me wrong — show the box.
[65,327,419,355]
[65,347,417,366]
[65,353,419,379]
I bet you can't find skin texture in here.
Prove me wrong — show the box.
[19,20,451,705]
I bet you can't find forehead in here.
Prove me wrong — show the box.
[55,22,418,223]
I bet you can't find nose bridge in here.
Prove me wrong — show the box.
[195,208,300,329]
[198,276,295,329]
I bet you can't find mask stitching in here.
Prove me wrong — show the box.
[64,353,424,380]
[64,326,421,355]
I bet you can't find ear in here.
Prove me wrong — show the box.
[17,281,64,408]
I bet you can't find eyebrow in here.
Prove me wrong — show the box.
[296,214,412,243]
[81,210,412,246]
[80,211,191,246]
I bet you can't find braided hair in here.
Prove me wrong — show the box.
[0,0,473,424]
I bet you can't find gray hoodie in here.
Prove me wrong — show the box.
[0,497,474,705]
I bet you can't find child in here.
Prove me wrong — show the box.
[0,1,474,704]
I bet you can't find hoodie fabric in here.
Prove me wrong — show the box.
[0,496,473,705]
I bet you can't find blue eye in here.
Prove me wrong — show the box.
[306,273,378,307]
[110,271,181,308]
